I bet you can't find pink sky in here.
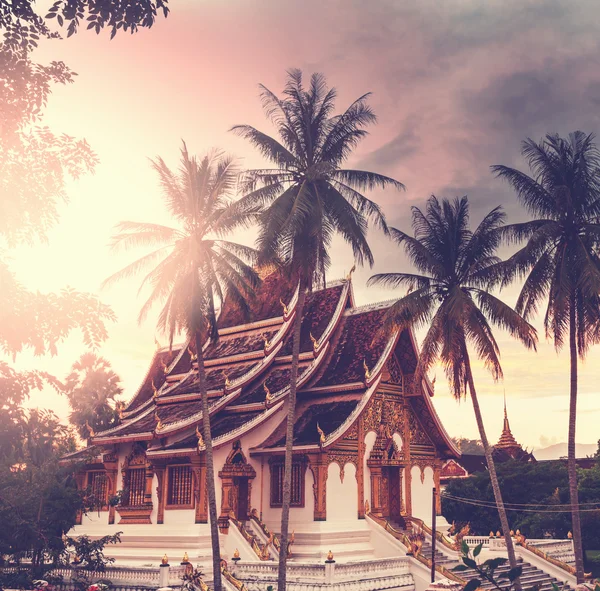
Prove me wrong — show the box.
[7,0,600,451]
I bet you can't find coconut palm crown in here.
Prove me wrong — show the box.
[369,196,538,586]
[232,69,405,288]
[103,144,260,591]
[491,131,600,582]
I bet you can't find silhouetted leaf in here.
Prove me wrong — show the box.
[464,579,481,591]
[507,566,522,581]
[473,543,483,557]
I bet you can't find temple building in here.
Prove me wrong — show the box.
[63,272,459,573]
[440,399,535,484]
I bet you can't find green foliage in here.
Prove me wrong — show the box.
[453,437,485,455]
[0,262,115,358]
[180,566,206,591]
[62,353,123,439]
[453,543,518,591]
[443,459,600,548]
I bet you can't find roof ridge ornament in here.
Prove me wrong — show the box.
[152,379,159,399]
[160,358,168,374]
[346,264,356,281]
[263,336,271,350]
[195,425,204,448]
[363,359,371,380]
[188,345,197,362]
[85,420,95,438]
[154,412,163,432]
[279,298,289,316]
[317,422,326,447]
[310,332,320,352]
[264,382,274,405]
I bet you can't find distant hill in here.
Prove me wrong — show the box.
[533,442,597,460]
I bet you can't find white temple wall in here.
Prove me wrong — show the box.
[363,430,377,510]
[326,462,358,523]
[260,459,314,531]
[410,465,434,523]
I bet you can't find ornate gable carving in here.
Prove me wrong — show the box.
[407,406,433,446]
[386,354,403,385]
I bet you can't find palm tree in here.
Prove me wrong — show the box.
[104,144,259,591]
[491,132,600,582]
[63,353,122,440]
[232,69,404,590]
[369,196,538,587]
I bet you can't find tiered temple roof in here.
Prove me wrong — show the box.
[89,272,457,459]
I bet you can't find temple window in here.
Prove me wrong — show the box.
[270,461,305,507]
[87,470,108,508]
[167,465,194,507]
[126,467,146,506]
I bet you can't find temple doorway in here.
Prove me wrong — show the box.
[218,440,256,532]
[233,476,250,521]
[387,467,402,520]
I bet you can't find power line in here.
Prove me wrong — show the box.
[441,493,600,513]
[442,492,600,508]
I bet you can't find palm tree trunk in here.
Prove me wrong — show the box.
[464,348,521,591]
[277,280,307,591]
[196,331,222,591]
[568,296,585,583]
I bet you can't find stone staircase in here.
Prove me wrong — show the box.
[386,520,569,591]
[456,558,570,591]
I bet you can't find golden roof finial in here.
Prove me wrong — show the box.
[182,552,189,563]
[326,550,334,561]
[155,412,163,432]
[279,298,289,316]
[490,531,495,538]
[567,531,573,539]
[363,359,371,380]
[188,345,197,362]
[263,336,271,349]
[310,332,320,351]
[264,382,274,404]
[85,420,95,438]
[116,401,125,420]
[317,422,326,446]
[152,379,158,399]
[346,264,356,281]
[224,372,231,388]
[160,358,168,374]
[496,530,501,537]
[233,548,240,559]
[161,554,168,565]
[510,530,515,537]
[196,425,204,448]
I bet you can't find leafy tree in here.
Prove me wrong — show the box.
[0,263,115,358]
[104,144,259,591]
[443,459,600,560]
[453,437,485,455]
[492,132,600,582]
[63,353,123,440]
[370,196,538,587]
[233,69,404,591]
